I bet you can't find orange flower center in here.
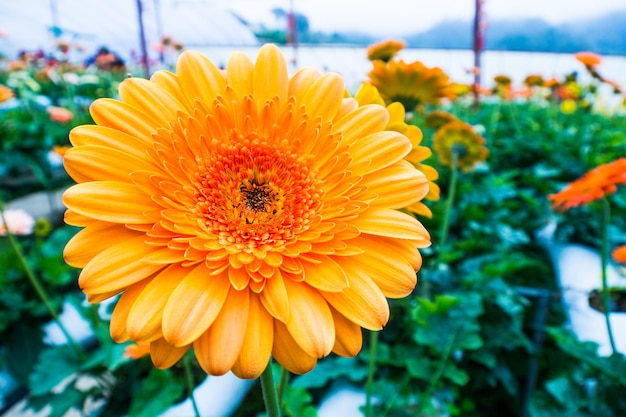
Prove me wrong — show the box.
[193,140,322,252]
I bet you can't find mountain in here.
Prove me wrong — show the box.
[308,10,626,55]
[402,10,626,55]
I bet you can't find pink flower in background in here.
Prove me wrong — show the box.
[47,106,74,124]
[0,209,35,236]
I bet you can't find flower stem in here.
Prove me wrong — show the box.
[601,197,618,354]
[423,322,463,401]
[260,362,282,417]
[365,330,379,417]
[0,207,85,361]
[437,152,459,264]
[183,354,201,417]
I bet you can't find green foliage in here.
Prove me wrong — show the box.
[128,369,185,417]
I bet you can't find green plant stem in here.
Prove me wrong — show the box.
[365,330,379,417]
[183,354,201,417]
[423,323,463,400]
[0,207,86,361]
[260,362,282,417]
[600,197,618,354]
[437,152,459,264]
[277,366,289,403]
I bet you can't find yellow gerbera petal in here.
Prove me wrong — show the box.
[78,235,164,294]
[63,182,156,224]
[176,50,227,105]
[63,145,155,183]
[363,161,429,209]
[193,287,249,376]
[322,259,390,331]
[162,265,230,347]
[259,268,290,322]
[330,306,363,357]
[301,254,348,292]
[90,99,160,142]
[284,278,335,358]
[348,236,419,298]
[109,279,152,343]
[333,104,389,145]
[226,52,254,98]
[149,70,195,114]
[253,44,288,105]
[69,125,152,157]
[300,73,344,122]
[288,68,321,102]
[119,77,187,126]
[231,294,274,379]
[150,338,189,369]
[353,207,431,242]
[64,221,140,268]
[272,320,317,374]
[126,264,187,343]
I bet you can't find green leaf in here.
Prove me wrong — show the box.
[4,322,45,385]
[27,387,85,417]
[545,377,578,407]
[406,356,435,381]
[442,362,469,385]
[29,345,81,396]
[292,357,367,389]
[282,385,318,417]
[128,368,185,417]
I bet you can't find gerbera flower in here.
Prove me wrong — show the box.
[355,83,439,217]
[366,39,406,62]
[0,209,35,236]
[63,44,431,379]
[523,74,544,87]
[47,106,74,124]
[432,121,488,173]
[549,158,626,211]
[493,75,511,86]
[493,75,514,100]
[575,51,602,68]
[0,85,14,103]
[424,110,458,130]
[367,59,456,111]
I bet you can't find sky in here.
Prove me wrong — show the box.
[226,0,626,36]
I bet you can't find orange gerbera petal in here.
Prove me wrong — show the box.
[231,294,274,379]
[150,338,190,369]
[549,158,626,211]
[162,265,230,346]
[284,278,335,358]
[613,245,626,264]
[330,306,363,357]
[194,287,249,375]
[272,320,317,374]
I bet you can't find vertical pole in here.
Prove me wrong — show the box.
[472,0,484,106]
[136,0,150,78]
[288,0,298,67]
